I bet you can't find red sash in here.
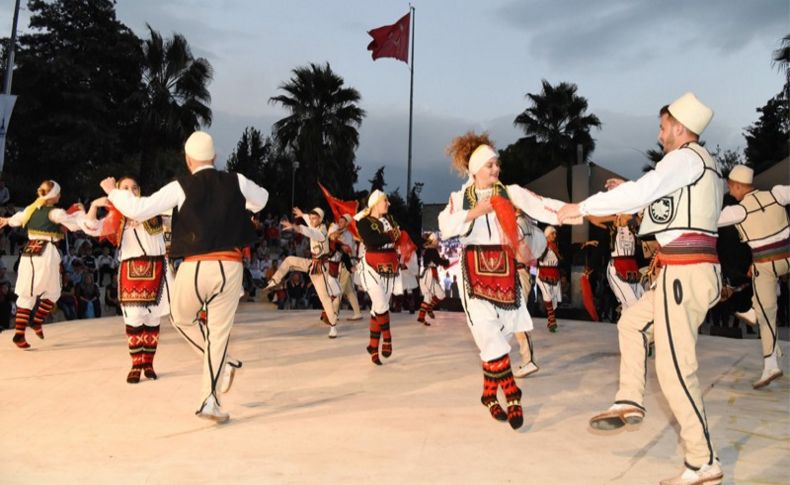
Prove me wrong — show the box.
[310,256,327,275]
[431,267,439,280]
[119,256,166,306]
[612,256,641,283]
[326,261,340,278]
[538,266,560,285]
[463,245,518,309]
[365,250,399,276]
[22,240,48,257]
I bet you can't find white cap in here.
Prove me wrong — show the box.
[184,131,216,161]
[667,92,713,135]
[544,225,556,236]
[43,181,61,200]
[728,165,753,185]
[310,207,324,220]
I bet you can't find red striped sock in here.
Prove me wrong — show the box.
[367,314,381,365]
[126,325,145,383]
[13,307,32,349]
[142,325,160,379]
[545,301,557,329]
[496,355,524,430]
[380,312,392,358]
[417,302,429,324]
[481,356,508,422]
[32,299,55,339]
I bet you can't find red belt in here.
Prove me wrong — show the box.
[365,250,399,276]
[656,234,718,266]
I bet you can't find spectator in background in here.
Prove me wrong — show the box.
[0,260,10,287]
[451,275,460,299]
[96,246,117,286]
[104,274,122,316]
[76,273,101,319]
[58,272,78,320]
[0,179,10,207]
[284,272,307,310]
[0,281,16,330]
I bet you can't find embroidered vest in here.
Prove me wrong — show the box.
[639,142,722,237]
[26,206,62,240]
[735,189,789,243]
[461,182,511,237]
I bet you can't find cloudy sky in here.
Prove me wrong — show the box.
[2,0,787,202]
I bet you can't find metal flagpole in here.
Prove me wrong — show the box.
[406,5,415,196]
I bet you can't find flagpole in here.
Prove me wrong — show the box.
[406,5,415,197]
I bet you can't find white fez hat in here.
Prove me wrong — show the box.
[728,165,753,185]
[184,131,216,161]
[310,207,325,220]
[544,225,556,236]
[667,92,713,136]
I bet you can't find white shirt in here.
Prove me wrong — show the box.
[8,207,87,238]
[718,185,790,247]
[107,166,269,222]
[295,214,329,257]
[439,184,568,243]
[579,147,707,246]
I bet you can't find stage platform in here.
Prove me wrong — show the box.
[0,305,787,484]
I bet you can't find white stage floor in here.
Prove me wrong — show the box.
[0,305,787,484]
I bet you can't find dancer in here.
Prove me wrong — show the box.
[85,177,172,383]
[264,207,342,338]
[328,214,363,321]
[355,190,402,365]
[417,233,449,325]
[513,211,546,378]
[101,131,268,423]
[0,180,88,349]
[717,165,788,389]
[438,132,571,430]
[536,226,561,332]
[398,238,419,315]
[590,214,645,310]
[559,92,724,484]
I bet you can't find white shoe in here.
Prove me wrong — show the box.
[328,325,337,339]
[753,367,783,389]
[513,361,539,378]
[261,281,278,296]
[735,308,756,326]
[589,403,645,430]
[659,460,723,485]
[221,360,242,394]
[195,396,229,423]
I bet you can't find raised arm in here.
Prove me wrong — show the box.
[107,180,182,222]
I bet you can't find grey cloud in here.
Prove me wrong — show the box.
[498,0,787,67]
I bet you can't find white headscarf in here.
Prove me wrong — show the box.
[354,189,387,221]
[465,144,497,187]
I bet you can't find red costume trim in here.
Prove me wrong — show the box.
[119,256,166,306]
[463,245,519,309]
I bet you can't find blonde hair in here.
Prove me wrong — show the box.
[445,132,495,175]
[36,180,55,198]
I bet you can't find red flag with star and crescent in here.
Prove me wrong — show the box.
[367,13,410,63]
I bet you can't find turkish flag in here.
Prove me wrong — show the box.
[367,13,410,63]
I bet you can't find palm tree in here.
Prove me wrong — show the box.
[269,62,365,205]
[137,25,213,189]
[514,80,601,199]
[772,34,790,98]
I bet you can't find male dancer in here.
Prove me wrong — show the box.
[102,131,269,423]
[417,233,449,325]
[559,92,724,485]
[264,207,341,338]
[328,214,363,321]
[718,165,788,389]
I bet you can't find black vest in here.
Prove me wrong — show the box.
[170,169,257,258]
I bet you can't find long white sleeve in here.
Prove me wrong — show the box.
[49,208,87,232]
[771,185,790,205]
[508,185,564,225]
[580,148,704,216]
[295,223,326,242]
[7,210,25,227]
[237,173,269,213]
[717,204,747,227]
[108,181,183,222]
[438,191,471,238]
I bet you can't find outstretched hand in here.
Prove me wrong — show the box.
[604,178,625,191]
[100,177,117,195]
[557,203,582,225]
[0,217,8,229]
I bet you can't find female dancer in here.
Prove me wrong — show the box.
[86,177,172,383]
[0,180,87,349]
[355,190,402,365]
[438,132,569,430]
